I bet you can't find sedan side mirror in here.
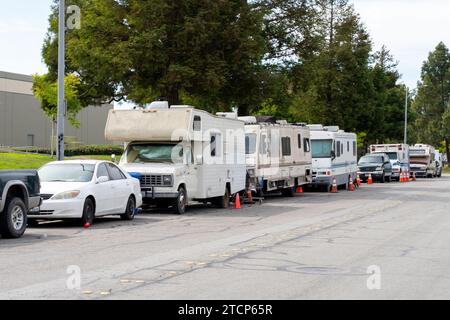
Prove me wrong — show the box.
[97,176,109,184]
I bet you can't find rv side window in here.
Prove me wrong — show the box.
[260,135,267,155]
[282,137,291,156]
[193,116,202,131]
[353,141,356,156]
[341,142,344,155]
[347,141,350,153]
[210,134,222,157]
[303,138,311,152]
[298,134,302,149]
[245,134,257,155]
[336,141,341,157]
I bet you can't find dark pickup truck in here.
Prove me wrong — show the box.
[0,170,41,238]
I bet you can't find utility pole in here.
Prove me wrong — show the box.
[404,86,408,145]
[57,0,65,161]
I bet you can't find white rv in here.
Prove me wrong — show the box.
[238,116,312,196]
[409,144,436,178]
[105,102,247,214]
[308,125,358,191]
[370,144,410,181]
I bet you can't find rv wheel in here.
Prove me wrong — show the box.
[281,187,295,197]
[174,187,187,215]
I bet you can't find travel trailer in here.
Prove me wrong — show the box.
[370,144,410,181]
[105,102,247,214]
[308,125,358,191]
[409,144,436,178]
[238,116,312,196]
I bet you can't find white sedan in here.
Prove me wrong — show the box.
[29,160,143,225]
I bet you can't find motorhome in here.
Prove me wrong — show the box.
[434,150,443,178]
[308,125,358,191]
[409,144,436,178]
[369,144,410,181]
[238,116,312,196]
[105,102,247,214]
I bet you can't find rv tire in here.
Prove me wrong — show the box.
[174,187,187,215]
[281,187,295,197]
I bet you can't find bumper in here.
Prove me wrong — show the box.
[358,172,384,179]
[28,198,85,219]
[411,170,427,177]
[311,175,333,186]
[141,188,179,200]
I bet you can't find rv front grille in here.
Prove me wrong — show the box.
[140,175,164,187]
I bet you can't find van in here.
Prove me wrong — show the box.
[105,102,246,214]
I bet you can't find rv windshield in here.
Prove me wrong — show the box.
[125,143,183,164]
[245,134,257,155]
[312,140,333,158]
[385,152,398,160]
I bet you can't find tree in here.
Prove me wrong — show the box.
[412,42,450,163]
[32,74,83,155]
[41,0,268,113]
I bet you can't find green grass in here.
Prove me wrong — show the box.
[444,166,450,174]
[0,152,119,170]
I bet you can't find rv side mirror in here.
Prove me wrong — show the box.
[331,151,336,160]
[196,155,203,165]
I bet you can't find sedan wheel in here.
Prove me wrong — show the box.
[121,196,136,221]
[81,198,95,226]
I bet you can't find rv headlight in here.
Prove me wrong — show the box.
[51,190,80,200]
[163,175,173,186]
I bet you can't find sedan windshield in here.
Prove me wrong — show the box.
[126,143,183,164]
[312,140,333,158]
[359,155,383,164]
[39,164,95,182]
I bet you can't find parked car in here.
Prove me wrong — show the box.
[370,144,410,181]
[29,160,143,225]
[0,170,41,238]
[358,153,393,183]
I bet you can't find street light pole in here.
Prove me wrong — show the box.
[56,0,65,161]
[404,86,408,145]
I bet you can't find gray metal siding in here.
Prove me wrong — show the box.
[0,85,112,149]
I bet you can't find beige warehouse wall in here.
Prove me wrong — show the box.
[0,72,113,149]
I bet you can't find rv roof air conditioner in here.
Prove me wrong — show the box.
[238,116,258,124]
[324,126,340,132]
[217,112,238,120]
[144,101,169,110]
[307,124,324,131]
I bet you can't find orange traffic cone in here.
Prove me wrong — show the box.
[356,174,362,187]
[400,171,404,182]
[296,186,303,193]
[235,193,241,209]
[331,177,338,193]
[83,222,91,229]
[348,177,355,192]
[367,174,373,185]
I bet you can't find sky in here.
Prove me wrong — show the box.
[0,0,449,89]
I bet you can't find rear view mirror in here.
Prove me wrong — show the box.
[97,176,109,184]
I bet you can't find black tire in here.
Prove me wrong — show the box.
[0,197,27,239]
[215,188,231,208]
[121,196,136,221]
[173,187,187,215]
[81,198,95,226]
[281,186,296,197]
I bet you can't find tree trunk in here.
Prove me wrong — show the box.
[445,137,450,168]
[165,87,181,106]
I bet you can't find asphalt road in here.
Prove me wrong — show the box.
[1,176,450,300]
